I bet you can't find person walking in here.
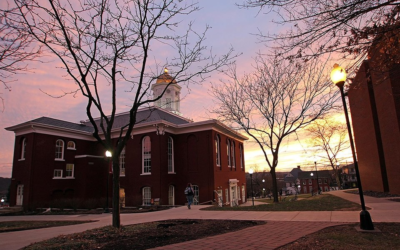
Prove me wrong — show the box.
[184,183,194,209]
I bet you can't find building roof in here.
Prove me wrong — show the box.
[86,107,191,130]
[155,69,177,84]
[298,170,331,179]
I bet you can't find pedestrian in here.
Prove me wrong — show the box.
[184,183,194,209]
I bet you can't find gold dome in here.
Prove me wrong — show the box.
[156,68,177,84]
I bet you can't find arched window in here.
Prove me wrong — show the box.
[168,137,174,173]
[227,139,231,167]
[215,135,221,167]
[240,144,244,169]
[55,139,64,160]
[231,141,236,168]
[142,187,151,206]
[20,138,26,160]
[120,147,126,176]
[142,136,151,174]
[168,185,175,205]
[67,141,76,149]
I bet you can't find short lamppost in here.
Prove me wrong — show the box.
[249,169,254,206]
[310,172,315,196]
[336,162,341,189]
[331,64,374,230]
[105,150,112,213]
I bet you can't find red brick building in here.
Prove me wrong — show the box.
[298,170,332,194]
[6,71,248,208]
[348,59,400,195]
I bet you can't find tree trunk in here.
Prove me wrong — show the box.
[270,168,279,203]
[112,157,120,228]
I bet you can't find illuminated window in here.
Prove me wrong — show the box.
[66,164,74,178]
[67,141,76,149]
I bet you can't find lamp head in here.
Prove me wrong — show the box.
[331,64,347,87]
[311,172,314,177]
[249,169,254,175]
[105,150,112,158]
[262,179,265,183]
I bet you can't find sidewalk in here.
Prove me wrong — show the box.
[0,189,399,250]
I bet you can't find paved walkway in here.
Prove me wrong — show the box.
[0,189,399,250]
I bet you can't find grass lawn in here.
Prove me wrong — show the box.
[0,220,96,233]
[203,194,362,211]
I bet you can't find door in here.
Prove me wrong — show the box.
[230,186,237,206]
[192,185,199,205]
[16,185,24,206]
[119,188,125,208]
[168,185,175,206]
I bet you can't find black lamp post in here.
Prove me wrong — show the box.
[331,64,374,230]
[249,169,254,206]
[105,150,112,213]
[314,161,320,194]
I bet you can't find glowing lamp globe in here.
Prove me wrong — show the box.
[330,64,347,85]
[105,150,112,158]
[249,169,254,175]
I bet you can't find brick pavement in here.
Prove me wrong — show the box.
[149,221,345,250]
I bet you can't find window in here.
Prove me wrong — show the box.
[166,98,172,108]
[67,141,76,149]
[20,138,26,160]
[120,147,126,176]
[66,164,74,178]
[225,188,229,204]
[54,169,62,178]
[302,181,306,185]
[324,179,327,184]
[231,141,236,168]
[168,185,175,205]
[239,145,243,168]
[227,140,231,167]
[142,187,151,206]
[215,135,221,167]
[55,139,64,160]
[168,137,174,173]
[241,186,245,202]
[142,136,151,174]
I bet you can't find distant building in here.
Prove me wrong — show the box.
[6,70,248,209]
[298,170,332,194]
[283,166,302,194]
[340,164,358,189]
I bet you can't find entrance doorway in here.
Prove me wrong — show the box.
[16,185,24,206]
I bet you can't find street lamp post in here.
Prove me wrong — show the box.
[331,64,374,230]
[314,161,320,194]
[105,150,112,213]
[249,169,254,206]
[262,179,265,198]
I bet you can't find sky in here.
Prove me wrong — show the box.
[0,0,353,177]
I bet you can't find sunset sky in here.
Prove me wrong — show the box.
[0,0,353,177]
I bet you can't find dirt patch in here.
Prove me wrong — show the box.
[23,219,265,250]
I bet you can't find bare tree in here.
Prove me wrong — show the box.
[306,117,350,188]
[211,56,338,202]
[10,0,235,228]
[0,6,40,111]
[240,0,400,71]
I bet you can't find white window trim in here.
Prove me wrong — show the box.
[227,140,231,168]
[55,139,65,160]
[168,137,174,173]
[142,136,151,174]
[142,187,151,206]
[215,135,221,167]
[120,147,126,177]
[231,142,236,168]
[53,169,63,179]
[20,138,26,160]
